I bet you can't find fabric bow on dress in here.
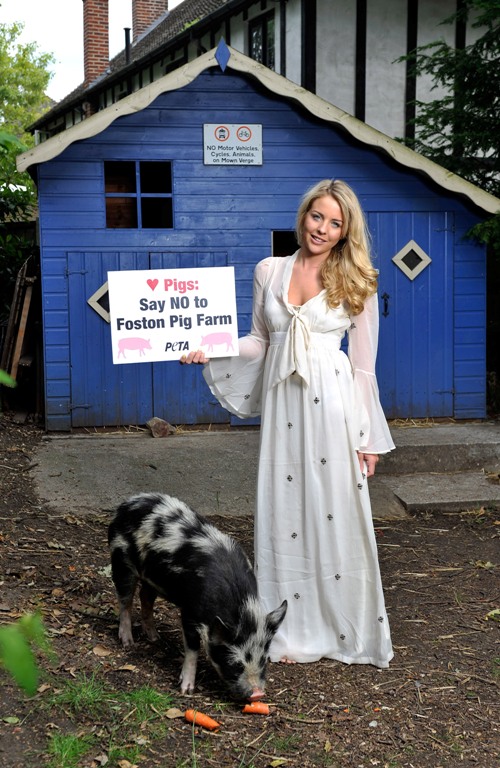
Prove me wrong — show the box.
[272,309,311,387]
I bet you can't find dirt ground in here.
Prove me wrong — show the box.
[0,414,499,768]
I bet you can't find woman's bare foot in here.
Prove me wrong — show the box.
[279,657,297,664]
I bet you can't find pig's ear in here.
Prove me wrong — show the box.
[211,616,235,644]
[266,600,287,634]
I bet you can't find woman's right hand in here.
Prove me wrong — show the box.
[179,350,210,365]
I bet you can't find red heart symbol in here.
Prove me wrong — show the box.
[147,279,159,291]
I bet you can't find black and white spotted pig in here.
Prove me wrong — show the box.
[108,493,287,701]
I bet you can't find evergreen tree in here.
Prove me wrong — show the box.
[402,0,500,249]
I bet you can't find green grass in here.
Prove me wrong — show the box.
[48,672,109,717]
[44,672,175,765]
[47,732,96,768]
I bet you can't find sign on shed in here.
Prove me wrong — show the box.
[108,267,238,363]
[203,124,262,164]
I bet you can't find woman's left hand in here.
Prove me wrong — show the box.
[357,452,379,478]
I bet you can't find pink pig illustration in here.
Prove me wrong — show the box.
[200,332,234,353]
[118,337,152,359]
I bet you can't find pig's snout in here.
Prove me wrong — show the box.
[248,688,265,702]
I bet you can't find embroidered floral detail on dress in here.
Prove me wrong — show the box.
[357,483,363,489]
[294,593,300,600]
[314,397,320,404]
[362,473,366,480]
[335,369,340,376]
[225,373,231,379]
[327,514,333,521]
[340,634,345,640]
[291,532,297,539]
[360,430,364,437]
[244,394,250,400]
[287,475,293,482]
[335,574,341,580]
[350,322,356,330]
[288,422,293,429]
[321,458,326,465]
[378,616,384,623]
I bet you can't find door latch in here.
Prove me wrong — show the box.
[381,292,390,317]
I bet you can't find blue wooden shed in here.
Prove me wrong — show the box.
[18,44,500,431]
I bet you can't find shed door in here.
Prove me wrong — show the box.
[68,250,230,427]
[368,212,454,418]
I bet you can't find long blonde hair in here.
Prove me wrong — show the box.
[295,179,378,314]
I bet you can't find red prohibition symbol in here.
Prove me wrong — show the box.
[236,126,252,141]
[214,125,230,141]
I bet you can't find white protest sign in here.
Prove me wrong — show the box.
[108,267,238,364]
[203,124,262,165]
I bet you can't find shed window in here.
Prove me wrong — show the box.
[104,161,173,228]
[273,230,298,257]
[249,12,275,70]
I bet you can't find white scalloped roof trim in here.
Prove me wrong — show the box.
[17,46,500,215]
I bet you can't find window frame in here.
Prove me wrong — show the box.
[248,10,275,70]
[104,159,174,230]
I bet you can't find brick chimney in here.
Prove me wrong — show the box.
[132,0,169,41]
[83,0,109,88]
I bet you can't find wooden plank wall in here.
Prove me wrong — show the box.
[35,69,487,428]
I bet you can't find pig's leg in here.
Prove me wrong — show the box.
[139,582,159,642]
[110,551,137,648]
[179,621,200,694]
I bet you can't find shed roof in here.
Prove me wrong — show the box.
[18,43,500,216]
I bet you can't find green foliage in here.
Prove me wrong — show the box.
[0,20,55,141]
[0,613,54,695]
[0,21,53,320]
[0,145,40,295]
[0,368,16,387]
[401,0,500,193]
[399,0,500,253]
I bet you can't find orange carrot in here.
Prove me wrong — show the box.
[242,702,270,715]
[184,709,221,731]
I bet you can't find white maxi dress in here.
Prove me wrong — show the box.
[203,253,395,667]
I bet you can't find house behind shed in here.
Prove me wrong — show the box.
[18,46,498,431]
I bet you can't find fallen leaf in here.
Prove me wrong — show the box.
[3,716,21,725]
[64,515,83,525]
[269,760,288,767]
[117,761,138,768]
[485,608,500,622]
[93,645,112,657]
[473,560,495,569]
[166,707,184,719]
[93,754,109,766]
[46,541,65,550]
[117,664,137,672]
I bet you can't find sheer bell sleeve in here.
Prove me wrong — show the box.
[348,293,395,454]
[202,258,273,418]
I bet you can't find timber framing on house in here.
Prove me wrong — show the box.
[31,0,276,141]
[20,44,500,217]
[30,0,491,148]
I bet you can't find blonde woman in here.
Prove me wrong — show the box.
[182,180,395,667]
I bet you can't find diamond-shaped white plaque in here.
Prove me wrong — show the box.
[392,239,431,281]
[87,281,110,323]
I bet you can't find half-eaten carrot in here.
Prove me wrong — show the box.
[242,702,270,715]
[184,709,221,731]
